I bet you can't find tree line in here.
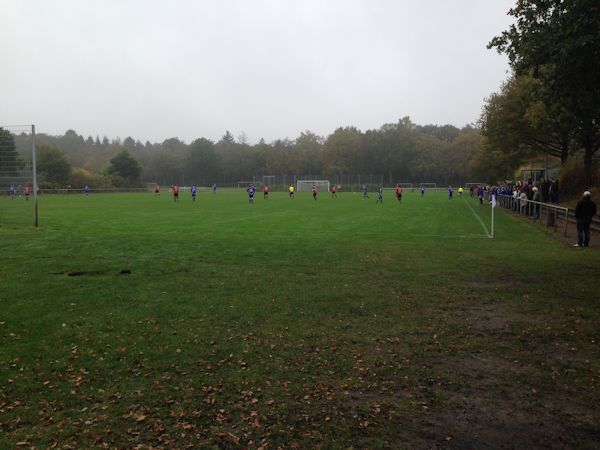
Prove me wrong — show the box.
[3,119,491,188]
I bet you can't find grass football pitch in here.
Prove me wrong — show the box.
[1,190,599,448]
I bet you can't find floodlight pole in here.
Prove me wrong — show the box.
[31,124,39,227]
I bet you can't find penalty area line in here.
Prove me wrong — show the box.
[463,198,492,238]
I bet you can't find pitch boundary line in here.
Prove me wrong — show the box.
[406,233,490,239]
[462,198,492,238]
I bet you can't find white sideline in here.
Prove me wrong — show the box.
[407,233,490,239]
[463,198,492,239]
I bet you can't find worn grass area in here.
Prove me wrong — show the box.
[1,190,599,449]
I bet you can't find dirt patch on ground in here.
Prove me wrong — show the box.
[407,299,600,449]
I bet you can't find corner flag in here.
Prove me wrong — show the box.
[490,194,496,238]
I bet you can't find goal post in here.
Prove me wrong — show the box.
[418,182,437,189]
[297,179,330,192]
[262,175,275,187]
[0,124,38,227]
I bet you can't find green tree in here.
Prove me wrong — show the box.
[293,131,323,174]
[0,128,21,176]
[37,144,71,184]
[469,137,523,184]
[107,150,141,185]
[221,131,235,145]
[323,127,362,175]
[489,0,600,185]
[480,75,570,166]
[186,138,221,184]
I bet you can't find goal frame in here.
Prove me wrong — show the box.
[296,179,330,192]
[418,182,437,189]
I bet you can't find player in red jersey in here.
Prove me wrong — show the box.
[172,183,179,202]
[395,184,402,202]
[331,184,337,198]
[155,184,160,196]
[312,184,318,201]
[24,185,30,201]
[263,184,269,200]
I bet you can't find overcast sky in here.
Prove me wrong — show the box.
[1,0,514,144]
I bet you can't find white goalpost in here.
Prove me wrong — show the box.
[297,179,330,192]
[419,182,437,189]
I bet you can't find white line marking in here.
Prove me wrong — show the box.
[463,198,492,238]
[407,233,490,239]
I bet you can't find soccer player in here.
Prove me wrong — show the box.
[312,184,318,201]
[154,184,160,196]
[395,184,402,202]
[247,183,256,204]
[263,183,269,200]
[8,185,15,199]
[478,186,484,205]
[172,183,179,202]
[376,187,383,204]
[458,187,464,197]
[83,184,90,195]
[420,185,425,197]
[289,184,294,199]
[191,184,197,201]
[331,184,337,198]
[448,185,453,200]
[24,185,30,201]
[212,183,217,194]
[362,185,369,199]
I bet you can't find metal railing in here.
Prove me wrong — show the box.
[494,194,569,236]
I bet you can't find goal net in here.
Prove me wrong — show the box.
[0,124,39,226]
[297,180,330,192]
[419,182,437,189]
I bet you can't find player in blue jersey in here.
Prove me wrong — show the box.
[83,184,90,195]
[191,184,197,201]
[420,185,425,197]
[362,185,369,200]
[212,183,217,194]
[247,184,255,204]
[376,187,383,204]
[8,185,15,199]
[448,185,453,200]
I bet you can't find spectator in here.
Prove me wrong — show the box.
[532,186,541,218]
[541,179,551,203]
[519,191,528,214]
[574,191,597,247]
[550,179,560,203]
